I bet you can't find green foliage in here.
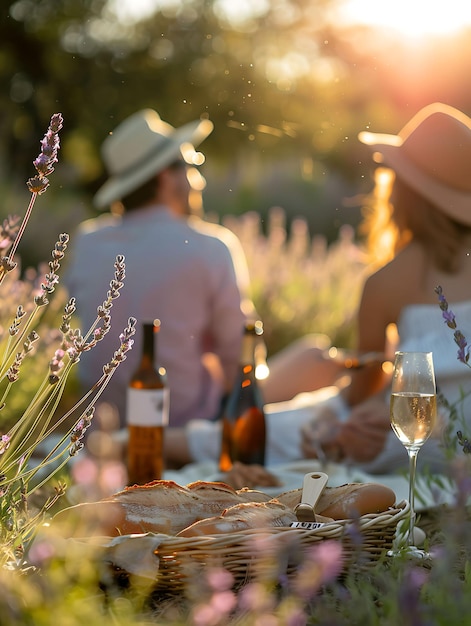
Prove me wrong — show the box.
[5,0,471,236]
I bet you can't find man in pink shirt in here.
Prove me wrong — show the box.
[66,109,246,429]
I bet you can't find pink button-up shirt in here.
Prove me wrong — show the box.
[65,206,246,427]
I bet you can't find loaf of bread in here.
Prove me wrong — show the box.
[51,479,272,537]
[51,479,396,538]
[177,501,298,537]
[276,482,396,520]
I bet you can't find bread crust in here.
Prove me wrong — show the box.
[276,483,396,520]
[51,480,396,538]
[52,480,272,537]
[176,501,297,537]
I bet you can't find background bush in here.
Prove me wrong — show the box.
[222,206,367,356]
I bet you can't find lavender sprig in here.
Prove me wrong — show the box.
[0,114,63,284]
[77,254,126,353]
[0,216,21,257]
[27,113,63,195]
[34,234,69,308]
[0,234,70,385]
[0,114,140,568]
[457,430,471,455]
[102,316,137,376]
[436,285,471,458]
[69,407,95,457]
[435,285,471,365]
[6,332,40,383]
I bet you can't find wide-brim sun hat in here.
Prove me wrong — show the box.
[94,109,214,208]
[358,102,471,225]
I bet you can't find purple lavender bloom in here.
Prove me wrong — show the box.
[285,607,309,626]
[435,286,471,364]
[454,330,470,364]
[397,566,429,625]
[457,430,471,455]
[442,309,456,328]
[292,540,344,601]
[0,434,11,454]
[435,285,457,329]
[27,113,63,195]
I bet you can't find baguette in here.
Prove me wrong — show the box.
[177,501,297,537]
[51,479,271,537]
[276,483,396,520]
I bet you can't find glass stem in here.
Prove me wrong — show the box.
[407,448,419,546]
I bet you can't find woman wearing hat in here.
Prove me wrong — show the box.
[298,101,471,472]
[171,102,471,477]
[66,110,248,433]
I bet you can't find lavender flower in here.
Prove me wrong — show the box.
[69,407,95,456]
[292,540,344,601]
[6,353,23,383]
[23,331,39,354]
[48,348,66,384]
[34,234,69,307]
[102,317,136,376]
[75,255,126,355]
[454,330,469,364]
[457,430,471,455]
[0,216,20,257]
[27,113,63,195]
[397,566,429,625]
[9,305,26,336]
[0,434,11,454]
[5,331,40,383]
[0,114,63,284]
[435,286,471,365]
[60,297,76,335]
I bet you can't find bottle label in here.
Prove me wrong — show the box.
[126,388,170,427]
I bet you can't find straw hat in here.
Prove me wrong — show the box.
[359,102,471,225]
[94,109,214,208]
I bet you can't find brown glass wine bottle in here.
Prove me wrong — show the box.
[219,320,266,472]
[126,319,169,485]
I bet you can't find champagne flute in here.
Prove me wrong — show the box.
[390,351,437,553]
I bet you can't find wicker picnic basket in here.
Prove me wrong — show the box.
[152,499,409,592]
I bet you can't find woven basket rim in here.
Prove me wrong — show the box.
[155,499,410,551]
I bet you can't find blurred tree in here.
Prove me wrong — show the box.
[2,0,471,263]
[0,0,368,185]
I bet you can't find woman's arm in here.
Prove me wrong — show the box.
[343,270,395,406]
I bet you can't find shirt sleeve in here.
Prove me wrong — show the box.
[187,419,222,462]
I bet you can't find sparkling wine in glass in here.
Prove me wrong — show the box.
[390,351,436,551]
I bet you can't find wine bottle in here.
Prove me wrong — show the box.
[126,319,169,485]
[219,320,266,472]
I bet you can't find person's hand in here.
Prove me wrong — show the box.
[337,398,390,463]
[300,408,343,461]
[221,461,281,490]
[300,398,391,463]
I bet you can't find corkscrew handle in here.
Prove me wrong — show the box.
[294,472,328,522]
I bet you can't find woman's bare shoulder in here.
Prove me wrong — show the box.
[368,243,423,288]
[361,243,425,320]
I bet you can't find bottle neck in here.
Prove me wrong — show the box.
[141,322,157,363]
[240,332,256,366]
